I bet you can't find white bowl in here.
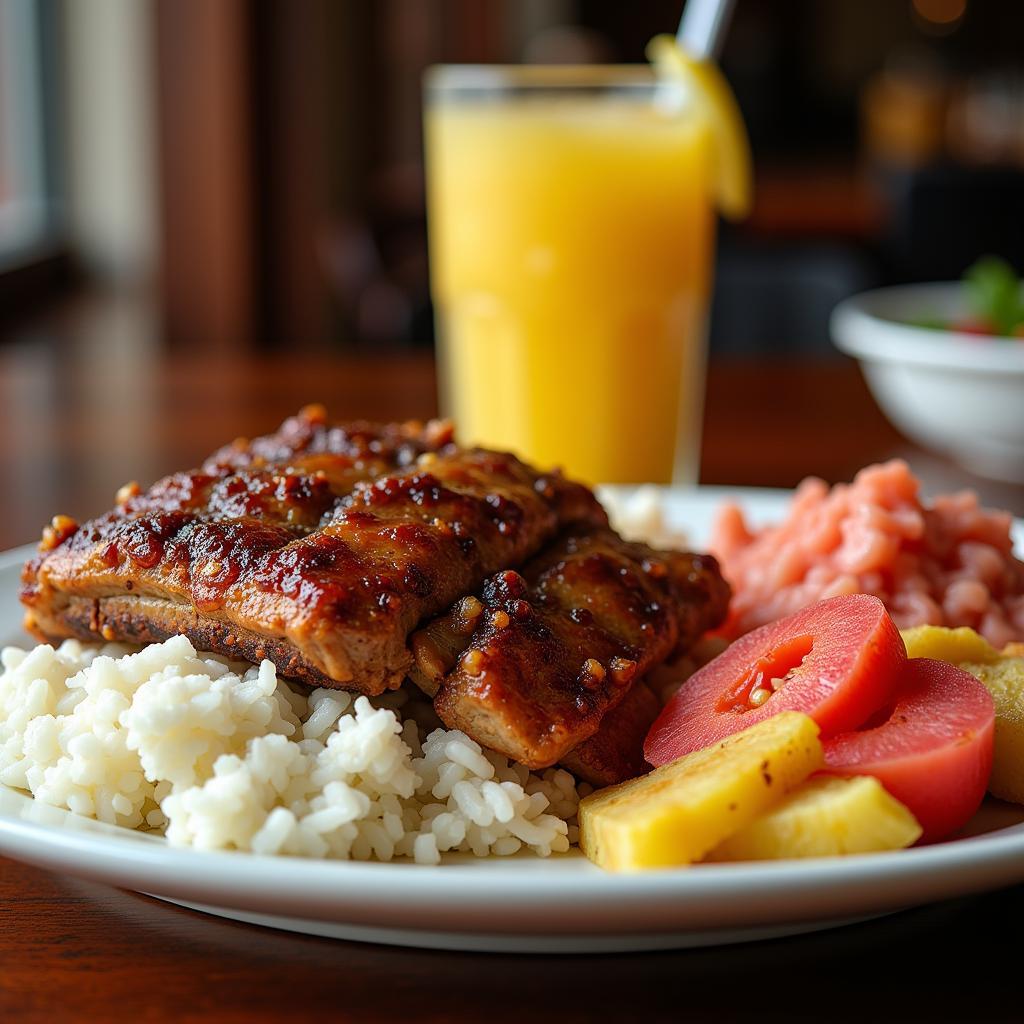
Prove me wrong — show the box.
[831,282,1024,483]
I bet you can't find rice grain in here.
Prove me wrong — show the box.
[0,636,580,864]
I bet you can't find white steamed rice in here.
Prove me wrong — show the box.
[600,484,690,549]
[0,635,588,863]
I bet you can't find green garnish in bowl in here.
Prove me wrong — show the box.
[908,256,1024,338]
[963,256,1024,337]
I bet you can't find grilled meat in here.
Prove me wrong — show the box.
[21,407,606,694]
[199,405,457,490]
[410,529,730,769]
[559,681,661,786]
[22,407,730,783]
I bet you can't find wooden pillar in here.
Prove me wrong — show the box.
[154,0,256,350]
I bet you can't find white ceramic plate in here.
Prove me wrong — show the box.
[2,486,1024,954]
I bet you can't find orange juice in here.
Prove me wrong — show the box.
[425,68,715,484]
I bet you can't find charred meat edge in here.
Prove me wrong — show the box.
[410,529,730,769]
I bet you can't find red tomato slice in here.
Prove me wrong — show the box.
[644,594,904,766]
[822,658,994,843]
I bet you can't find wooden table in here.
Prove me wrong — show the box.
[2,292,1023,1021]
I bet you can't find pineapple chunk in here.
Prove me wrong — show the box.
[960,659,1024,804]
[900,625,1024,805]
[578,711,822,871]
[706,775,922,861]
[900,625,1001,665]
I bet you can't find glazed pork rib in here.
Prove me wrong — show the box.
[21,406,606,694]
[410,529,730,769]
[21,407,730,783]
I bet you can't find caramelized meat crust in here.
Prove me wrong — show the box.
[559,681,662,787]
[21,406,730,782]
[411,530,730,769]
[21,407,606,694]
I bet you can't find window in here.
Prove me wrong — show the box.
[0,0,59,268]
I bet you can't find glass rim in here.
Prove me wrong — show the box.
[424,63,667,95]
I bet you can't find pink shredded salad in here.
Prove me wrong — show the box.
[711,460,1024,647]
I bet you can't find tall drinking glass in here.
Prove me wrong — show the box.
[424,66,715,485]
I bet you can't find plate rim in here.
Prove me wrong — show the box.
[3,779,1024,897]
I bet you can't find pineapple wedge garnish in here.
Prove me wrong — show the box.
[578,711,822,871]
[706,775,922,861]
[902,626,1024,804]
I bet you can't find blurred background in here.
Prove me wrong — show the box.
[3,0,1024,354]
[1,0,1024,543]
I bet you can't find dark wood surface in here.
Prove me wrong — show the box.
[2,290,1023,1021]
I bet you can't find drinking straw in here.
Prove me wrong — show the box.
[676,0,736,60]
